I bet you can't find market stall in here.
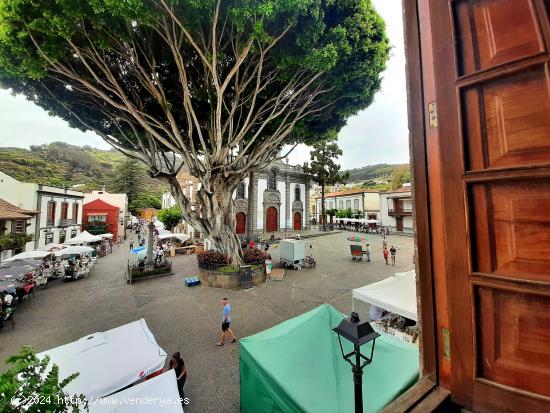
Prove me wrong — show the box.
[4,250,53,262]
[64,230,103,245]
[89,370,184,413]
[352,270,417,321]
[240,304,419,413]
[37,319,167,400]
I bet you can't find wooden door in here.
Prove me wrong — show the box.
[293,212,302,230]
[395,217,404,232]
[235,212,246,234]
[430,0,550,411]
[265,207,277,232]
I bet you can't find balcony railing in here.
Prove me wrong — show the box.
[388,209,413,217]
[59,218,76,227]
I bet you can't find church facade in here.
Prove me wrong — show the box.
[161,160,311,235]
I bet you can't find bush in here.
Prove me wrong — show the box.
[197,250,229,267]
[243,248,269,264]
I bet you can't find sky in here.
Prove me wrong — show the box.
[0,0,408,169]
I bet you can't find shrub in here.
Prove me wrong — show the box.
[243,248,269,264]
[196,250,229,267]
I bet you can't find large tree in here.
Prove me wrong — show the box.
[110,158,146,206]
[0,0,388,263]
[303,138,348,231]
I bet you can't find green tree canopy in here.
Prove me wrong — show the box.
[129,193,162,213]
[303,138,348,230]
[0,0,388,262]
[157,204,182,231]
[390,165,411,189]
[109,159,146,206]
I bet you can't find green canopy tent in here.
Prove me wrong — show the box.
[240,304,419,413]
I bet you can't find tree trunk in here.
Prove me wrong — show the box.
[168,173,244,265]
[246,171,255,240]
[321,182,326,231]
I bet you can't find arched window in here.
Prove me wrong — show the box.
[354,199,359,211]
[346,200,351,209]
[339,201,343,210]
[236,182,246,199]
[268,169,277,190]
[295,185,301,201]
[329,201,334,209]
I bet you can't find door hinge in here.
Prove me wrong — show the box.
[442,327,451,360]
[428,101,438,128]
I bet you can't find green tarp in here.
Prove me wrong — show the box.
[240,304,419,413]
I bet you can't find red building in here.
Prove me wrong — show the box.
[82,199,120,241]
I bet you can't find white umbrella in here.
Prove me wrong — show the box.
[40,243,67,252]
[153,220,165,228]
[97,233,114,239]
[55,245,95,256]
[4,250,54,262]
[64,230,103,245]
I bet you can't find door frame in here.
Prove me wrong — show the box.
[381,0,444,410]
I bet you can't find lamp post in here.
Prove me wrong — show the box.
[333,312,380,413]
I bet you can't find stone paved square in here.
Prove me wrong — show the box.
[0,231,415,412]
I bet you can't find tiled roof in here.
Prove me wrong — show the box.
[0,198,34,220]
[315,188,378,199]
[383,186,412,194]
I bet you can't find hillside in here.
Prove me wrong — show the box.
[0,142,166,194]
[342,163,409,183]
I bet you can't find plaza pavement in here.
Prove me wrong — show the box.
[0,231,414,413]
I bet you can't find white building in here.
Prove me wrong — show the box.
[379,184,413,234]
[314,188,380,224]
[0,171,84,252]
[162,160,310,236]
[84,190,129,239]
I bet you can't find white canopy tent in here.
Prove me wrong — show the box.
[4,250,53,262]
[352,270,417,321]
[157,233,190,243]
[97,233,114,239]
[153,220,165,228]
[37,319,167,400]
[64,230,103,245]
[55,245,95,256]
[40,243,67,252]
[90,370,184,413]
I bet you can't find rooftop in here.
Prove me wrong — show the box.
[315,188,379,199]
[0,198,37,220]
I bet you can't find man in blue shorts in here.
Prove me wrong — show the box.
[217,297,237,346]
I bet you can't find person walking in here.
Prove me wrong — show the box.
[129,240,134,251]
[170,352,187,402]
[383,247,389,265]
[390,245,397,266]
[217,297,237,346]
[365,244,372,262]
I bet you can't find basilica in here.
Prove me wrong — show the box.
[161,159,311,235]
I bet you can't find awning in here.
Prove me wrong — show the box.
[89,370,184,413]
[157,233,190,242]
[37,319,167,400]
[4,250,54,262]
[97,233,114,239]
[64,230,103,245]
[352,270,417,321]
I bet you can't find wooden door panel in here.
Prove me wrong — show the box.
[470,180,550,281]
[453,0,545,76]
[266,207,277,232]
[476,287,550,397]
[236,212,246,234]
[293,212,301,230]
[462,67,550,170]
[429,0,550,410]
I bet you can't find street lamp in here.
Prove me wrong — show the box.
[333,312,380,413]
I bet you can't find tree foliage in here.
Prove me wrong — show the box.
[110,159,146,206]
[303,138,348,230]
[129,193,162,213]
[0,0,388,261]
[0,346,87,413]
[389,164,411,189]
[157,204,182,230]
